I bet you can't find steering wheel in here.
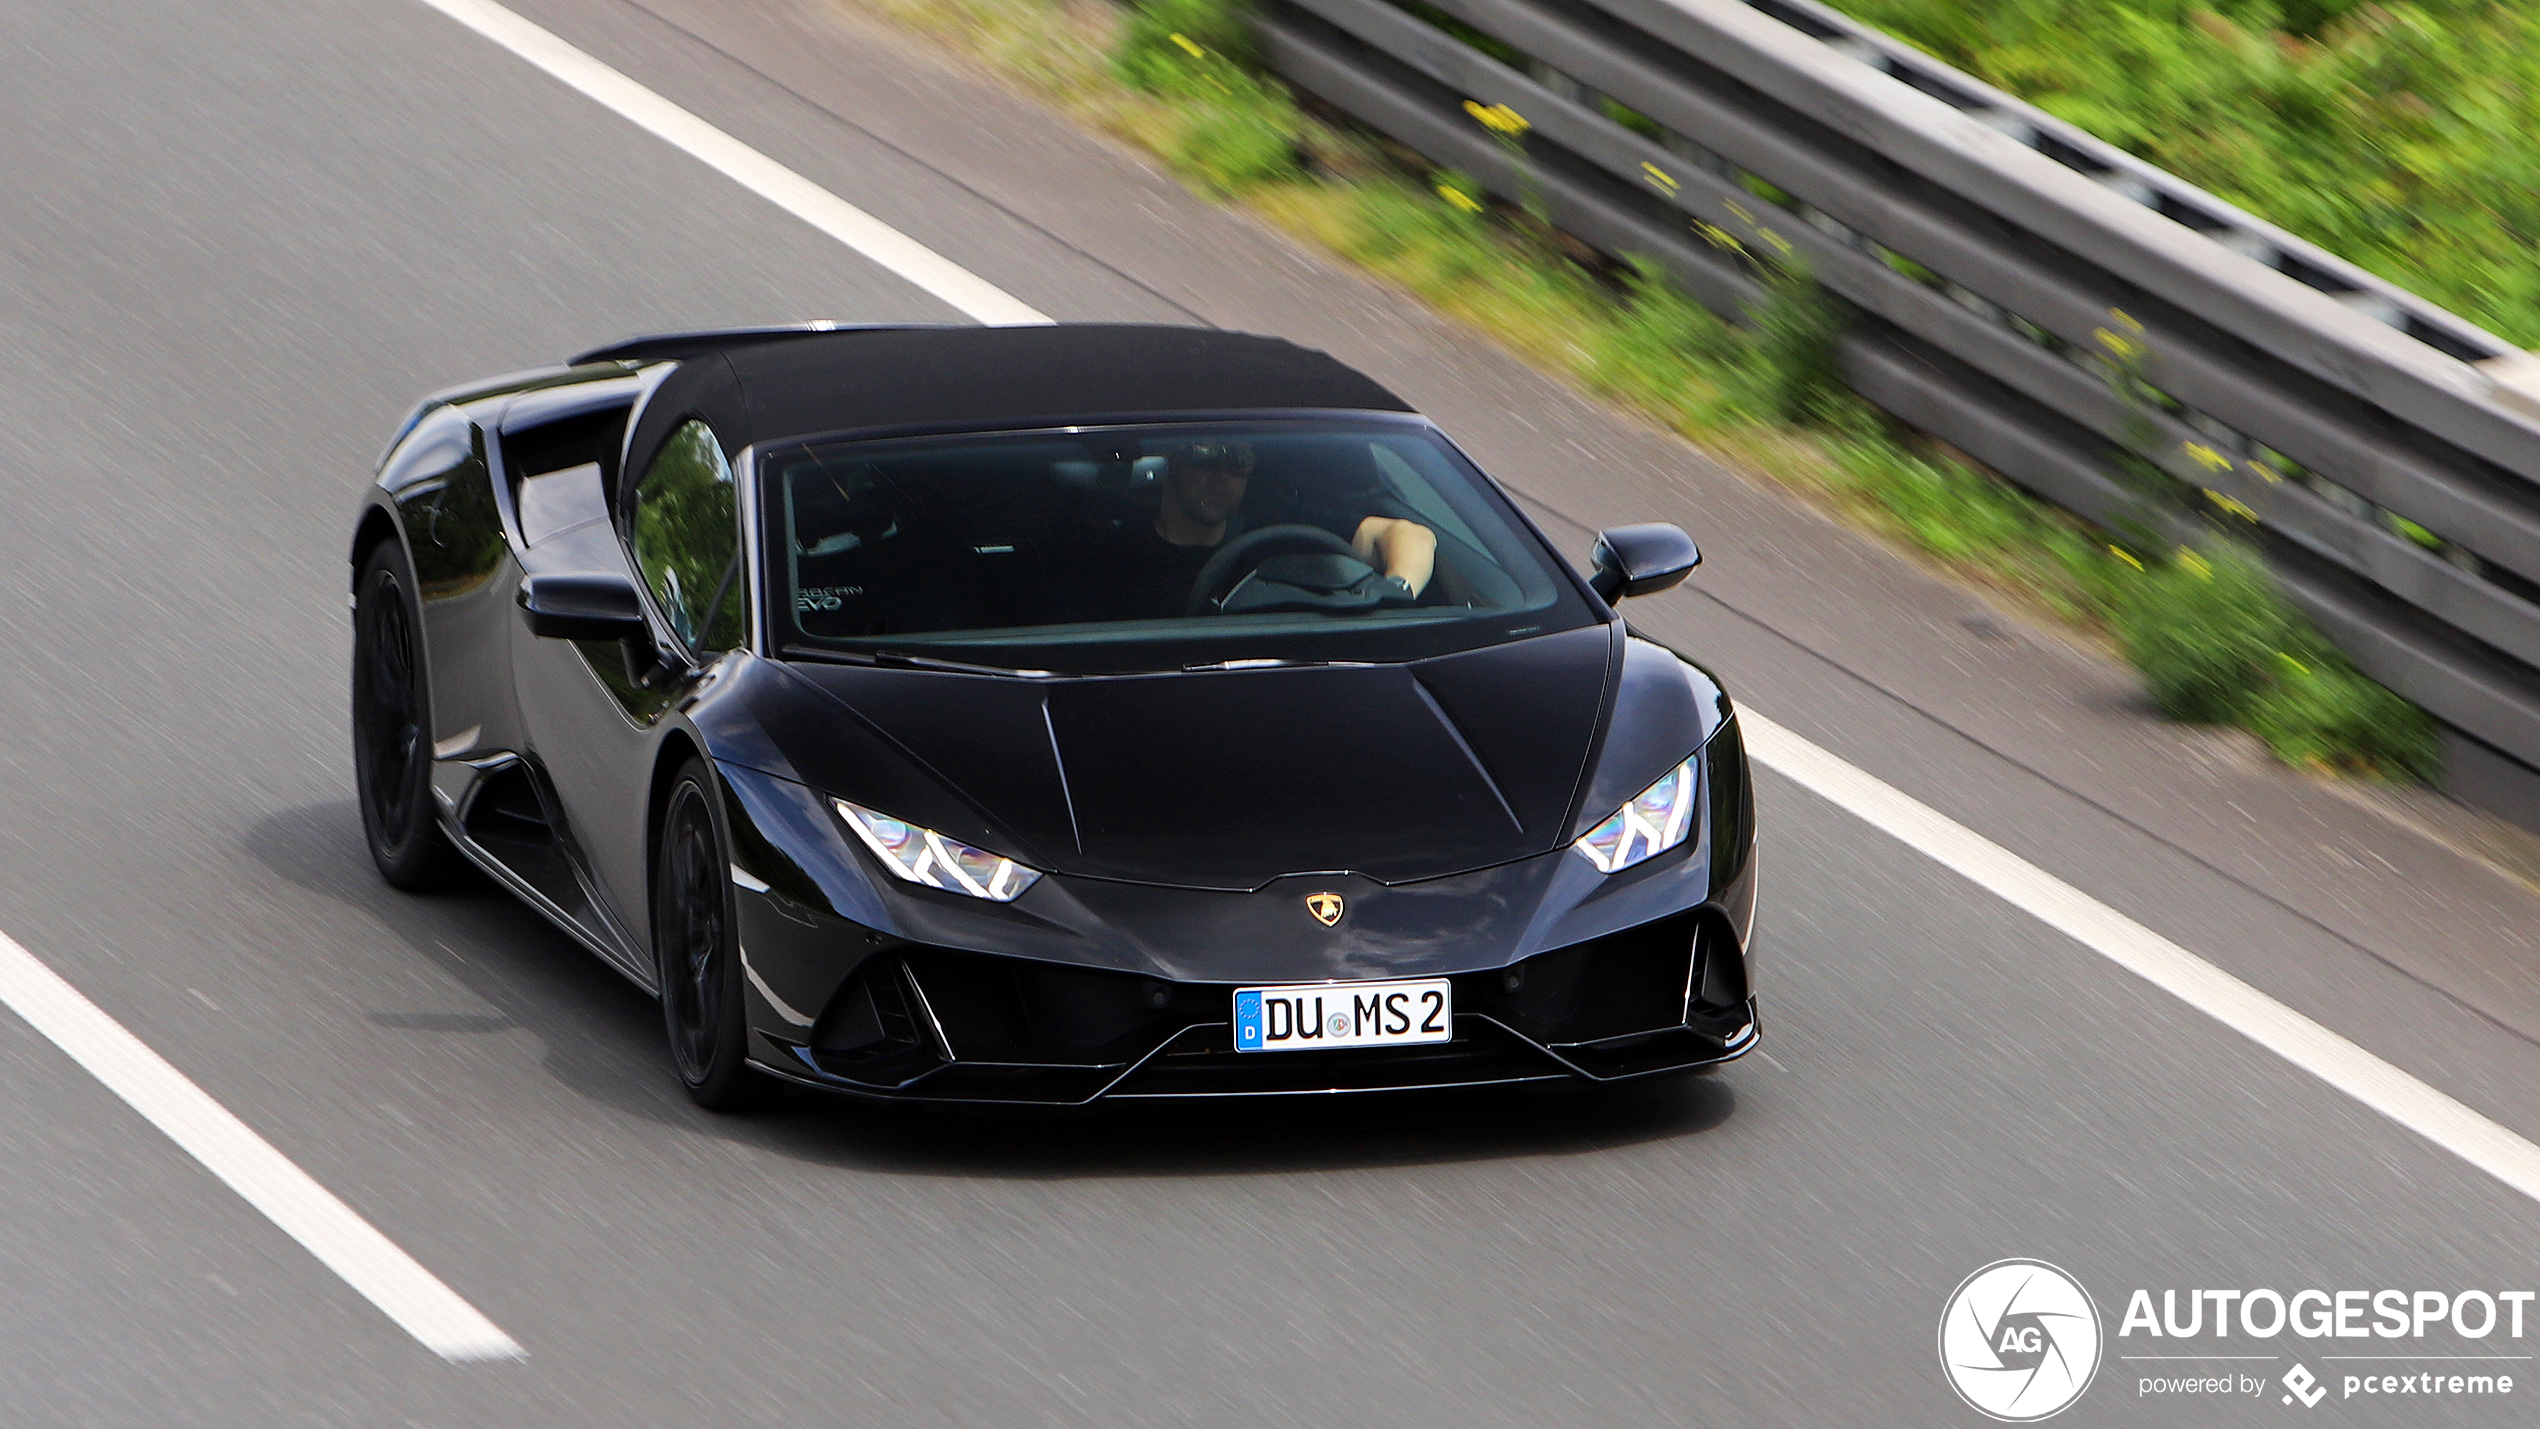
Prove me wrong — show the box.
[1185,524,1371,616]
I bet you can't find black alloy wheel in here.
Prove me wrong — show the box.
[654,761,758,1109]
[352,542,467,890]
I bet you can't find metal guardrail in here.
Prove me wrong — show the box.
[1251,0,2540,811]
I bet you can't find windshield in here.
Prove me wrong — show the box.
[762,418,1594,673]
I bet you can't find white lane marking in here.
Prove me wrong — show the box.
[412,0,1051,327]
[408,0,2540,1205]
[1740,711,2540,1204]
[0,930,524,1362]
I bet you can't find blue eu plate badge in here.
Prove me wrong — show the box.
[1234,990,1266,1051]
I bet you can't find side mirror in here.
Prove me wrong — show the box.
[518,571,652,641]
[1590,523,1701,603]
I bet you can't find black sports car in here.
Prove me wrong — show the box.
[351,324,1757,1108]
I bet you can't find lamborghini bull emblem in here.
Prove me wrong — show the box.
[1305,892,1345,926]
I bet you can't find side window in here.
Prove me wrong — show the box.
[630,420,747,653]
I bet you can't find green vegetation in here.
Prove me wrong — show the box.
[838,0,2440,780]
[1116,0,1256,75]
[1831,0,2540,347]
[2114,540,2287,721]
[2113,540,2438,775]
[1114,0,1301,190]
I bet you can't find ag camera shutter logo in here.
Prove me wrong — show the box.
[1939,1260,2104,1420]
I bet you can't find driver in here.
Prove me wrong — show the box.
[1092,438,1435,620]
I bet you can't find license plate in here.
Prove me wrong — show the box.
[1233,978,1451,1053]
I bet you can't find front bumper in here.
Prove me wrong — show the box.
[745,911,1757,1106]
[718,712,1762,1106]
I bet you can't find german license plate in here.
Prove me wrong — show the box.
[1232,978,1451,1053]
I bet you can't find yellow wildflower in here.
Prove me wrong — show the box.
[2202,487,2259,522]
[2182,442,2233,473]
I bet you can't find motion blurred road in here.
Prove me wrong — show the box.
[4,0,2539,1422]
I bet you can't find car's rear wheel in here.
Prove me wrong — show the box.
[655,761,759,1109]
[352,541,468,890]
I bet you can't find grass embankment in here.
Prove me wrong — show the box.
[1832,0,2540,350]
[845,0,2437,779]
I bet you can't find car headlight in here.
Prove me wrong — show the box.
[1572,755,1698,873]
[833,799,1043,902]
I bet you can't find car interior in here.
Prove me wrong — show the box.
[777,428,1538,643]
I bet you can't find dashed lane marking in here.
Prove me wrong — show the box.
[0,930,523,1361]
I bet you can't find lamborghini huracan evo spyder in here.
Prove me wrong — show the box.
[349,323,1758,1108]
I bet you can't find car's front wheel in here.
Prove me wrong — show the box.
[351,541,468,891]
[654,760,759,1109]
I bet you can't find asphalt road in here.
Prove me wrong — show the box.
[3,0,2539,1423]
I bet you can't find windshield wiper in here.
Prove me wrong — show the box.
[1179,658,1373,672]
[783,645,1056,678]
[872,649,1057,677]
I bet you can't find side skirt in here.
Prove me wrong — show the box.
[431,759,659,994]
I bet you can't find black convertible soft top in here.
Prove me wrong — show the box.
[617,324,1411,493]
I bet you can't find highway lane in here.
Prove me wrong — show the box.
[1,0,2538,1422]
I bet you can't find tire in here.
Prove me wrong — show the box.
[351,541,470,891]
[654,760,760,1110]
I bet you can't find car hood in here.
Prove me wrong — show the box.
[768,625,1617,889]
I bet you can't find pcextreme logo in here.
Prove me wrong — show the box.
[1939,1260,2104,1421]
